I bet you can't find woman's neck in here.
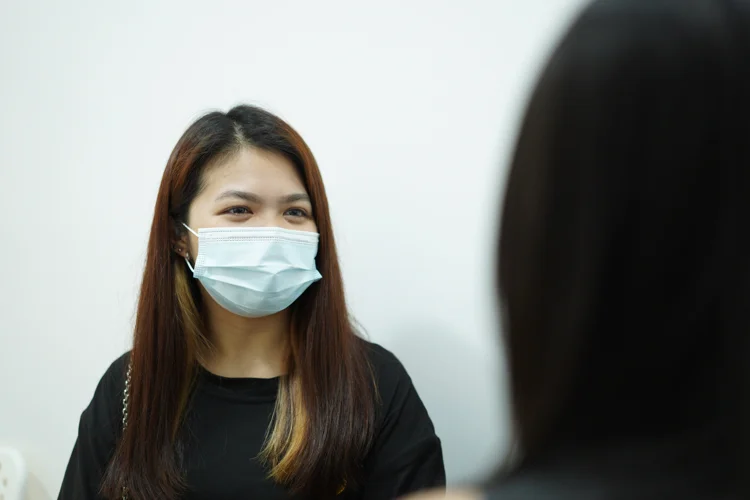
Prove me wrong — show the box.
[201,297,291,379]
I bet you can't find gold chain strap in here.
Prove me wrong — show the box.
[122,361,132,500]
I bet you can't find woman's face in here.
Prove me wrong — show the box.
[179,146,317,261]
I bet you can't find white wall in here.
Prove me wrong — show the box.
[0,1,584,498]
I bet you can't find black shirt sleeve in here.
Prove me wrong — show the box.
[58,353,128,500]
[360,344,446,499]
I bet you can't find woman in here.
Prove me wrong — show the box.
[409,0,750,498]
[59,105,445,499]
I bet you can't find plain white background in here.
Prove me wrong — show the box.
[0,1,585,498]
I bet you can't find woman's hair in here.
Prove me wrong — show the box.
[498,0,750,481]
[101,105,376,499]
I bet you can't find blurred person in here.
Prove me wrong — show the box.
[59,105,445,500]
[407,0,750,498]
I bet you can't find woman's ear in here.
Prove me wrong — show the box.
[173,238,189,259]
[172,220,190,259]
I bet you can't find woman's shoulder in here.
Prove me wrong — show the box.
[360,339,410,383]
[356,339,445,488]
[78,351,131,433]
[105,351,131,383]
[98,351,131,399]
[358,339,425,413]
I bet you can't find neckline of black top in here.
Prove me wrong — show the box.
[197,365,281,402]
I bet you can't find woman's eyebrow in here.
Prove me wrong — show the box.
[214,190,310,204]
[214,190,262,203]
[279,193,311,203]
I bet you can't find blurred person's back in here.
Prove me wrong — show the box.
[485,0,750,498]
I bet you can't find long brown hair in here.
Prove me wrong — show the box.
[101,105,377,499]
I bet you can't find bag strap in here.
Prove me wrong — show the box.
[121,361,132,500]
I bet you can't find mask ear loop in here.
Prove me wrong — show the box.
[185,254,195,273]
[182,222,199,237]
[182,223,199,273]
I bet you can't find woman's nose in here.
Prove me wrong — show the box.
[248,209,287,228]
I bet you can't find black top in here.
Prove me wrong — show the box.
[59,342,445,500]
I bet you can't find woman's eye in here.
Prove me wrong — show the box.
[226,206,251,215]
[285,208,308,218]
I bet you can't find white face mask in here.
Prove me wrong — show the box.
[183,224,322,318]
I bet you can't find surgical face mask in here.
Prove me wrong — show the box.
[182,224,322,318]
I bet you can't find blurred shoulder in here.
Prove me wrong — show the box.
[403,489,481,500]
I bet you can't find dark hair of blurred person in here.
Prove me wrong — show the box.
[405,0,750,499]
[494,0,750,495]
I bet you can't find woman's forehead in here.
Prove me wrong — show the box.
[201,147,307,197]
